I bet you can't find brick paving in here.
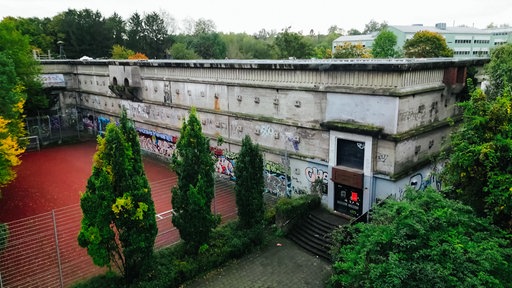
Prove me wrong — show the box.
[183,237,332,288]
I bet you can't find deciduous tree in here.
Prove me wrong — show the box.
[441,83,512,230]
[235,135,264,229]
[362,19,388,34]
[274,27,314,59]
[0,18,45,116]
[191,32,227,59]
[221,33,274,59]
[333,42,371,58]
[327,25,344,35]
[8,16,55,56]
[371,29,400,58]
[403,30,453,58]
[0,21,35,193]
[128,52,149,60]
[170,107,218,252]
[193,18,216,35]
[111,44,135,59]
[329,188,512,288]
[168,42,199,60]
[485,43,512,98]
[78,110,157,283]
[347,28,362,36]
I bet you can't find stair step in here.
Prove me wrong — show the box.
[301,220,332,237]
[289,233,331,261]
[287,209,349,262]
[293,227,331,249]
[308,213,339,230]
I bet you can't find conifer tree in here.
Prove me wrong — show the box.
[78,109,157,283]
[171,107,218,252]
[235,135,265,229]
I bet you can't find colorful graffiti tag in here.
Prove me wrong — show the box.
[304,167,328,183]
[408,171,442,192]
[136,128,177,158]
[264,161,291,197]
[215,155,236,180]
[397,164,443,200]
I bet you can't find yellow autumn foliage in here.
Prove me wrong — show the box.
[0,115,26,188]
[112,194,133,216]
[0,117,8,134]
[0,135,24,167]
[112,194,148,221]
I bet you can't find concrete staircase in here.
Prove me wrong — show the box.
[288,209,351,261]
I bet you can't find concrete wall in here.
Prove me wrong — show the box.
[41,58,488,214]
[325,93,398,134]
[397,90,457,133]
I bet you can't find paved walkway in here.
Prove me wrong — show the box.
[183,237,332,288]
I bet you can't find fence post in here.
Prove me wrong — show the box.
[52,210,65,287]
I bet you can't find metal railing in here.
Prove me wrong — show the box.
[0,177,237,288]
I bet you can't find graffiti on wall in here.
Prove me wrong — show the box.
[97,116,111,134]
[137,128,177,158]
[215,156,235,179]
[211,148,292,197]
[284,132,300,152]
[82,115,95,129]
[264,161,291,197]
[304,167,328,183]
[397,163,443,200]
[211,148,237,180]
[259,125,275,137]
[408,171,442,192]
[376,152,389,163]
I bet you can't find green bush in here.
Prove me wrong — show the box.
[275,194,321,234]
[276,194,320,219]
[74,220,274,288]
[71,272,122,288]
[263,206,276,226]
[329,188,512,288]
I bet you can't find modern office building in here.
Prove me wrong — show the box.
[333,23,512,58]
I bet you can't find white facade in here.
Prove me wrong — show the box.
[333,23,512,58]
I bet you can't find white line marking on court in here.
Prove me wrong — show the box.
[156,210,173,219]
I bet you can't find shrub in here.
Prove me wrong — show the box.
[75,220,274,288]
[274,194,321,235]
[329,188,512,288]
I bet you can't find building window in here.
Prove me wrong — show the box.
[455,39,471,44]
[474,39,490,44]
[336,139,365,170]
[473,51,489,56]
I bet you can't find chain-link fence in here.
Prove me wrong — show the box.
[25,109,95,146]
[0,177,237,288]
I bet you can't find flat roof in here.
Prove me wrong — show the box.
[41,57,489,72]
[391,25,489,35]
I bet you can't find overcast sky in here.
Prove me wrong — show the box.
[2,0,511,34]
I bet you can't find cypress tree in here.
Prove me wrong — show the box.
[78,109,157,283]
[235,135,265,229]
[171,107,218,252]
